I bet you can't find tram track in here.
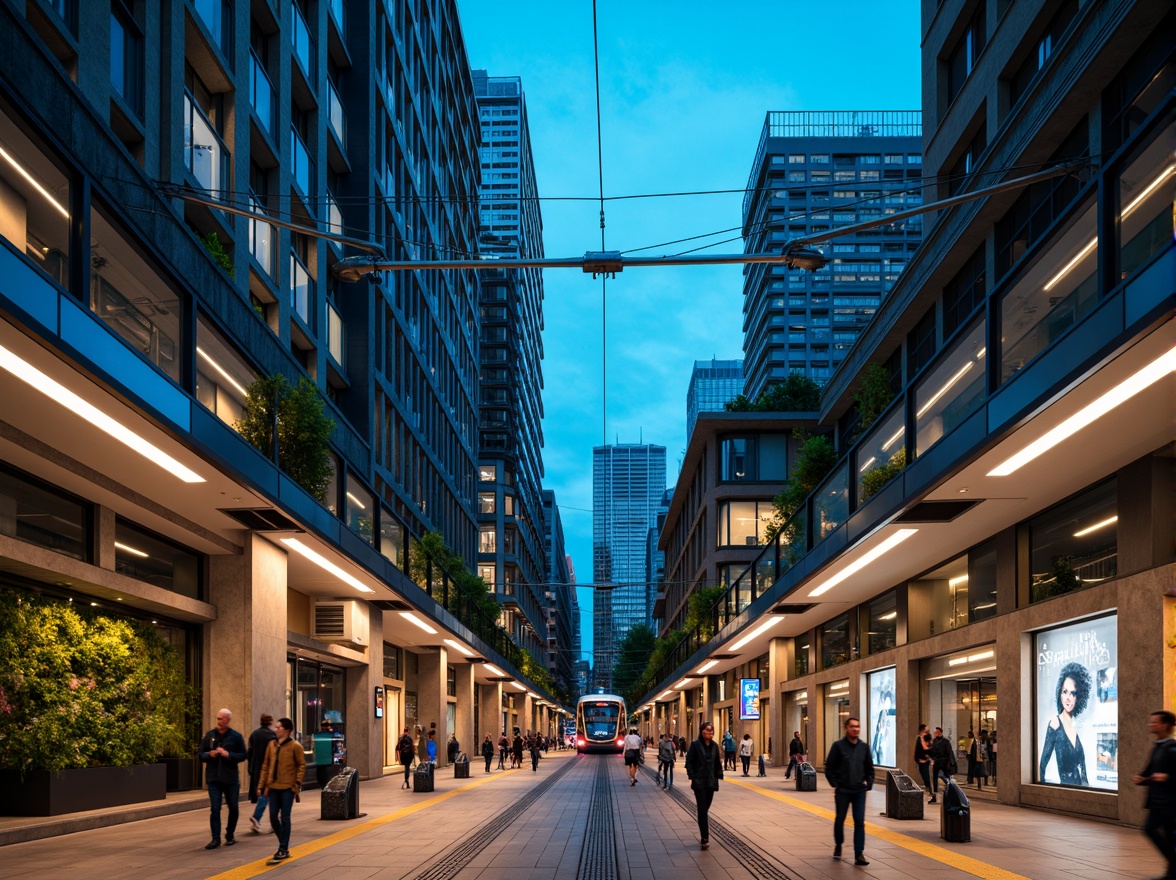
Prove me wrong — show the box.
[639,761,808,880]
[576,757,619,880]
[410,754,581,880]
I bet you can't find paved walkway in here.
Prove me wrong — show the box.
[0,749,1163,880]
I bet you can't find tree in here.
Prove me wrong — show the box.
[852,362,896,439]
[762,430,837,542]
[612,624,657,705]
[724,372,822,412]
[236,375,334,501]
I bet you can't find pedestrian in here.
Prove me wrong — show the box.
[530,734,542,771]
[447,733,459,764]
[246,713,277,835]
[482,734,495,773]
[416,725,428,767]
[1133,709,1176,880]
[974,730,990,789]
[824,716,874,866]
[914,723,934,801]
[739,733,754,776]
[512,731,524,768]
[498,732,509,769]
[929,725,957,803]
[623,726,644,785]
[658,733,676,789]
[426,729,438,764]
[397,728,415,788]
[722,729,737,770]
[198,708,247,850]
[786,730,805,779]
[965,729,978,785]
[685,721,723,850]
[260,717,305,866]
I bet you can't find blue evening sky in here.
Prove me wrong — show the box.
[457,1,922,666]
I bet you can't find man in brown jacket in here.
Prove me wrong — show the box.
[260,717,306,865]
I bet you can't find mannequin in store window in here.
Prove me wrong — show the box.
[1039,662,1092,786]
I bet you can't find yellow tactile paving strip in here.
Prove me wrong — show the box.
[726,778,1030,880]
[202,770,505,880]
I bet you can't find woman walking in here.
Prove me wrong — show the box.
[739,733,754,776]
[397,728,416,789]
[685,721,724,849]
[481,735,495,773]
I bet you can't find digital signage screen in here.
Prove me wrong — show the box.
[740,678,761,721]
[867,667,896,767]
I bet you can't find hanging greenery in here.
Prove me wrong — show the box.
[236,374,335,502]
[0,590,199,777]
[859,448,907,502]
[762,430,837,541]
[852,362,896,438]
[199,231,234,276]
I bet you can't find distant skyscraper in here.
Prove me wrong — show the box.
[473,71,549,666]
[687,359,744,442]
[741,111,923,399]
[542,490,575,696]
[593,443,667,687]
[646,488,672,628]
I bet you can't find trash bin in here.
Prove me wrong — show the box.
[795,762,817,792]
[321,766,360,820]
[454,756,470,779]
[885,769,924,819]
[413,763,435,793]
[940,778,971,842]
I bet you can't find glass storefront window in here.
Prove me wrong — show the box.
[291,657,346,767]
[0,103,70,286]
[914,316,986,456]
[114,518,201,599]
[794,635,810,676]
[90,207,182,381]
[866,591,898,655]
[821,613,849,669]
[824,679,851,754]
[344,474,373,544]
[0,462,87,560]
[195,314,256,429]
[909,555,969,640]
[1000,200,1097,382]
[968,541,998,623]
[1117,121,1174,283]
[1030,479,1117,603]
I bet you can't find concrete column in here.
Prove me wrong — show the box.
[768,637,789,766]
[521,693,533,735]
[677,691,688,739]
[417,647,449,766]
[478,682,502,745]
[345,607,384,779]
[205,534,288,787]
[453,662,474,762]
[698,677,712,740]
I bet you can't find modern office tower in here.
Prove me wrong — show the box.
[593,443,667,680]
[686,358,743,443]
[472,71,549,666]
[741,112,923,398]
[646,488,671,629]
[0,1,571,795]
[542,489,575,696]
[639,0,1173,833]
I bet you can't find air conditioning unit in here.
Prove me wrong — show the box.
[313,600,369,647]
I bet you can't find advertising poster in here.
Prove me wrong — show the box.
[740,678,761,721]
[867,667,896,767]
[1034,614,1117,790]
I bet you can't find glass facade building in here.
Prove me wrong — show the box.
[686,358,743,443]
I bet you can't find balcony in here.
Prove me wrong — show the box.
[327,79,346,149]
[249,52,277,138]
[290,128,314,198]
[290,252,312,325]
[192,0,231,57]
[183,93,229,195]
[248,193,276,277]
[291,1,315,82]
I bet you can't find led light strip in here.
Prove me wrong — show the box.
[1073,515,1117,537]
[280,537,375,593]
[399,611,437,634]
[729,615,783,651]
[196,346,249,397]
[0,343,204,482]
[988,346,1176,476]
[807,529,919,597]
[444,638,474,656]
[695,659,719,674]
[0,144,69,218]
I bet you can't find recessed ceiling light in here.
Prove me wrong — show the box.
[399,611,438,634]
[281,537,375,593]
[729,616,783,651]
[444,638,474,656]
[696,659,719,674]
[807,529,919,597]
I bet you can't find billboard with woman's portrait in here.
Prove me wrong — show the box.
[867,667,896,767]
[1034,614,1117,790]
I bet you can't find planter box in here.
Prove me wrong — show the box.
[0,763,167,816]
[164,757,198,792]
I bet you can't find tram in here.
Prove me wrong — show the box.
[575,693,627,754]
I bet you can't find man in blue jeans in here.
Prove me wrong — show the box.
[824,717,874,866]
[198,708,247,849]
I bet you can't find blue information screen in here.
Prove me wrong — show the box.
[740,678,761,720]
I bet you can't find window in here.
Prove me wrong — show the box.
[249,49,277,137]
[193,0,233,57]
[327,301,345,367]
[906,305,937,380]
[866,591,898,655]
[942,245,986,337]
[794,635,810,676]
[89,207,182,380]
[479,526,496,554]
[379,507,404,569]
[290,237,312,326]
[946,5,985,106]
[967,540,998,623]
[914,316,986,456]
[1101,25,1174,154]
[0,462,88,560]
[1008,0,1078,109]
[1117,121,1174,284]
[196,314,257,428]
[0,102,71,286]
[479,465,497,482]
[1030,480,1117,603]
[345,474,373,544]
[716,500,775,547]
[948,121,987,197]
[185,66,230,195]
[478,492,495,514]
[821,613,849,668]
[110,2,143,116]
[290,126,314,196]
[115,518,201,599]
[291,0,315,80]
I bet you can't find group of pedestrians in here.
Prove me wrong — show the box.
[199,709,304,867]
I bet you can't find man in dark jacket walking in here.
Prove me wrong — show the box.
[824,717,874,866]
[246,713,277,834]
[929,726,956,804]
[1134,710,1176,880]
[786,731,805,779]
[199,708,247,849]
[685,721,724,850]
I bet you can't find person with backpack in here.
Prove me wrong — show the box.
[397,728,416,789]
[658,734,677,789]
[722,729,737,770]
[929,726,957,803]
[739,733,754,776]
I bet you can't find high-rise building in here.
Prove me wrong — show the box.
[741,112,923,398]
[593,443,667,687]
[0,0,571,793]
[686,358,743,443]
[542,489,575,696]
[646,488,671,629]
[472,71,549,665]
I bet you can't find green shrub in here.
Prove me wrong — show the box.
[200,231,234,275]
[236,375,335,502]
[859,448,907,502]
[0,590,198,777]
